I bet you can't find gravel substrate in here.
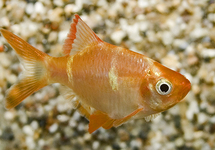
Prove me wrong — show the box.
[0,0,215,150]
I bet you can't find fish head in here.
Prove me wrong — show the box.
[140,61,191,113]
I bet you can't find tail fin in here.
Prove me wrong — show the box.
[0,29,50,109]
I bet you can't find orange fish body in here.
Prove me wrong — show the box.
[0,14,191,133]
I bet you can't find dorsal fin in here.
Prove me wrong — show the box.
[63,14,102,56]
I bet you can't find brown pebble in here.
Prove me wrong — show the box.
[118,129,130,141]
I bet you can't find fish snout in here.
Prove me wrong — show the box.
[179,78,191,101]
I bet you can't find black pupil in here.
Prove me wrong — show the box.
[160,84,169,93]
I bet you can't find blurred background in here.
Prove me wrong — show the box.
[0,0,215,150]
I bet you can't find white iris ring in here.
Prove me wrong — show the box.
[156,79,172,95]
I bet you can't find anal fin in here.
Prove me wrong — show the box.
[113,107,143,127]
[88,107,143,133]
[88,110,111,133]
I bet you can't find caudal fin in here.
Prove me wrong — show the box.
[0,29,50,109]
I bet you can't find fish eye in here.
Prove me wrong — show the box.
[156,79,172,95]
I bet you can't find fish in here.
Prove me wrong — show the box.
[0,45,3,52]
[0,14,191,133]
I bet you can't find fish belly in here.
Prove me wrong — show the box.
[69,45,147,119]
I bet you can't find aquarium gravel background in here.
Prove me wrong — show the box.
[0,0,215,150]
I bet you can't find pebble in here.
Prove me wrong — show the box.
[34,2,46,15]
[201,48,215,58]
[49,123,58,133]
[83,133,92,141]
[48,31,58,43]
[57,114,69,122]
[23,125,34,136]
[25,3,34,15]
[175,137,184,147]
[6,74,17,84]
[161,31,174,45]
[190,26,209,39]
[64,4,74,16]
[53,0,64,7]
[161,52,181,70]
[30,121,39,130]
[110,30,126,44]
[186,100,199,120]
[0,17,10,27]
[58,30,68,44]
[26,136,36,150]
[198,113,208,124]
[38,139,46,148]
[0,53,11,67]
[92,141,100,150]
[4,111,15,121]
[130,139,142,149]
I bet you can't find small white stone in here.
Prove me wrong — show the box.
[73,111,81,121]
[83,133,92,141]
[64,4,74,15]
[139,21,149,32]
[126,23,142,42]
[0,1,3,9]
[48,31,58,43]
[57,114,69,122]
[23,125,34,136]
[198,113,208,124]
[193,139,204,149]
[6,74,17,84]
[210,115,215,123]
[161,31,174,45]
[105,146,112,150]
[25,3,34,15]
[77,123,86,132]
[38,139,45,147]
[138,0,149,8]
[26,136,36,150]
[156,3,169,13]
[53,0,64,7]
[201,49,215,58]
[130,139,142,149]
[49,123,58,133]
[35,2,46,15]
[110,30,126,44]
[31,121,39,130]
[0,17,10,27]
[18,111,28,124]
[186,100,199,120]
[0,53,11,67]
[92,141,100,150]
[119,142,127,149]
[58,30,68,44]
[161,52,181,70]
[4,111,15,121]
[190,26,209,39]
[69,118,77,127]
[175,138,184,147]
